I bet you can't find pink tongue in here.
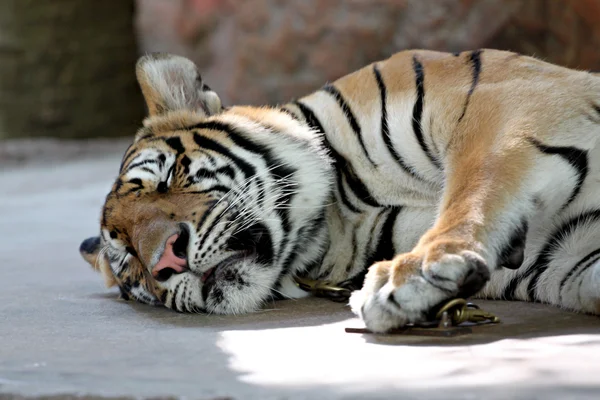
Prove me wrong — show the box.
[201,268,215,283]
[151,234,188,278]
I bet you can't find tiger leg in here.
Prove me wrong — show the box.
[350,131,537,332]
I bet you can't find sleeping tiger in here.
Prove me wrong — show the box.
[80,49,600,332]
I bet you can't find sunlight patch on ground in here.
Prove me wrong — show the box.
[218,324,600,392]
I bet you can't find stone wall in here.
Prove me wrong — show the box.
[136,0,600,106]
[0,1,143,139]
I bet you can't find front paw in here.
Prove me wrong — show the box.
[349,250,490,333]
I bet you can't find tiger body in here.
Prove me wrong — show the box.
[81,49,600,331]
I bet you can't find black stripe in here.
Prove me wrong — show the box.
[559,248,600,296]
[125,246,138,258]
[169,281,183,310]
[279,106,300,121]
[191,120,294,182]
[119,143,135,171]
[195,200,238,258]
[179,284,190,313]
[503,209,600,300]
[387,292,402,310]
[274,236,295,286]
[428,116,442,164]
[275,209,328,288]
[337,174,361,213]
[180,155,192,174]
[373,65,428,182]
[364,206,401,268]
[349,207,401,289]
[113,254,129,278]
[184,187,231,196]
[293,101,371,211]
[127,178,142,187]
[119,286,130,301]
[157,153,166,167]
[184,158,227,189]
[192,166,235,182]
[331,158,381,209]
[411,56,442,170]
[292,101,327,140]
[120,178,144,196]
[293,100,382,209]
[292,100,325,132]
[497,219,528,270]
[530,138,588,210]
[592,103,600,116]
[194,199,218,234]
[359,210,387,273]
[157,161,174,194]
[212,288,224,304]
[165,136,185,154]
[201,276,215,305]
[458,49,482,123]
[140,166,155,175]
[194,121,266,151]
[216,165,236,180]
[193,133,256,179]
[290,211,327,279]
[135,290,159,306]
[322,84,377,167]
[136,132,154,141]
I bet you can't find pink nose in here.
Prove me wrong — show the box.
[152,234,188,280]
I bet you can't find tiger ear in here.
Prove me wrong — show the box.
[136,53,222,117]
[79,236,117,288]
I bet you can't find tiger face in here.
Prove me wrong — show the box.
[80,54,333,314]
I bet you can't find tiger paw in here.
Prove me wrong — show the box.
[349,249,491,333]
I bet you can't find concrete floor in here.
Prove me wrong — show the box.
[1,139,600,400]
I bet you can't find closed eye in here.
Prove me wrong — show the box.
[157,161,176,194]
[123,150,176,191]
[126,159,159,172]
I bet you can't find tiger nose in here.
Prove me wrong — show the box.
[152,233,189,282]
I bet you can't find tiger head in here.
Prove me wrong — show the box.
[80,54,333,314]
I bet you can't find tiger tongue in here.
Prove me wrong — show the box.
[201,267,215,283]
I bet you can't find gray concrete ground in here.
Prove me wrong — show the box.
[1,139,600,400]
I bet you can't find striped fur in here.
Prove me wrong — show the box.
[80,50,600,331]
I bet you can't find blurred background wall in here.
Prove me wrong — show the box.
[136,0,600,106]
[0,0,144,139]
[2,0,600,139]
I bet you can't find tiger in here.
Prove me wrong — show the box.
[80,49,600,332]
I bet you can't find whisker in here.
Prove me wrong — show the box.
[94,245,110,271]
[275,201,338,210]
[251,280,299,301]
